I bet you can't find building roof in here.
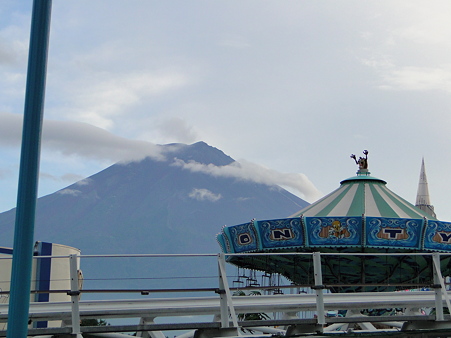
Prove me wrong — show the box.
[415,158,436,218]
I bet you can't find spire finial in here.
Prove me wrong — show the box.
[415,158,436,218]
[350,150,369,175]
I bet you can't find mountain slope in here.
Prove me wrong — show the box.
[0,142,308,256]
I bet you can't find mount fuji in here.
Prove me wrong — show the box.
[0,142,308,255]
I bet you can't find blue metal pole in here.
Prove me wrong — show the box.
[7,0,52,337]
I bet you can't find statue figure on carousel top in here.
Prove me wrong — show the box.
[350,150,369,170]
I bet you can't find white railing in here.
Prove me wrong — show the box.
[0,251,451,336]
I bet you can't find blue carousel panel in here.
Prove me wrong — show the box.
[304,217,362,247]
[365,217,424,249]
[424,221,451,251]
[226,222,259,253]
[257,218,304,249]
[216,233,230,253]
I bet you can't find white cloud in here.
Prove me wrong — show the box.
[0,30,28,66]
[0,111,22,145]
[0,112,165,162]
[62,71,188,130]
[360,55,394,70]
[173,158,321,202]
[357,3,451,94]
[57,188,81,197]
[189,188,222,202]
[0,41,18,65]
[390,3,451,45]
[362,59,451,93]
[379,66,451,92]
[157,117,199,144]
[0,110,322,203]
[75,178,92,186]
[39,172,61,181]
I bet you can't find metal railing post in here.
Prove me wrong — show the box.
[432,252,451,320]
[313,252,326,325]
[217,253,238,328]
[69,254,81,335]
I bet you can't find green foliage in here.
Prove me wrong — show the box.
[430,307,450,315]
[80,318,108,326]
[233,290,271,321]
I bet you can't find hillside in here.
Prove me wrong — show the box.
[0,142,308,257]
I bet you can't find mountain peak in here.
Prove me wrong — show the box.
[0,141,308,255]
[162,141,234,166]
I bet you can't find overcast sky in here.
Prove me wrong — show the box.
[1,1,451,221]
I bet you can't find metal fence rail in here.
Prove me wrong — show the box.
[1,251,451,337]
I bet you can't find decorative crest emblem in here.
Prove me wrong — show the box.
[350,150,369,170]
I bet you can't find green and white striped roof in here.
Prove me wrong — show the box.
[291,170,437,220]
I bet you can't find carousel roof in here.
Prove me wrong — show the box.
[290,169,437,220]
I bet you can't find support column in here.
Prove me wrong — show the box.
[7,1,52,337]
[346,309,376,331]
[69,254,81,337]
[136,317,166,338]
[312,252,325,326]
[432,252,451,320]
[195,254,241,338]
[217,253,238,328]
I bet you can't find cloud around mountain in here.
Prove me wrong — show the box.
[172,158,321,202]
[188,188,222,202]
[0,112,321,202]
[0,111,165,162]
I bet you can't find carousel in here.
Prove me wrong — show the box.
[217,151,451,292]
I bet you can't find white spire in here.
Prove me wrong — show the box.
[415,158,436,218]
